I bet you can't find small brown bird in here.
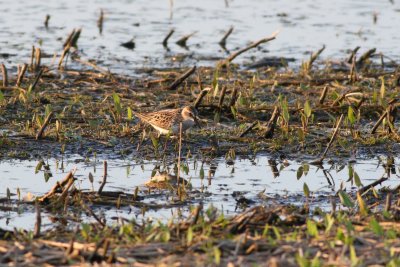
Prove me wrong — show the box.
[133,106,199,135]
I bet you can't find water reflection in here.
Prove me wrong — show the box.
[0,154,398,230]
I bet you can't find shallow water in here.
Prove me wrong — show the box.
[1,0,400,74]
[0,154,398,230]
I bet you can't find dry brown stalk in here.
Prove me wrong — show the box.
[347,46,360,64]
[218,86,227,110]
[30,45,35,69]
[176,32,196,47]
[44,14,50,28]
[385,192,392,212]
[166,66,196,90]
[177,123,182,188]
[305,45,326,73]
[371,109,389,134]
[264,106,280,139]
[98,161,108,194]
[30,68,44,92]
[35,47,41,70]
[219,26,234,47]
[349,54,358,82]
[310,114,343,165]
[229,87,238,107]
[1,64,8,87]
[39,169,75,202]
[34,201,41,237]
[36,111,54,140]
[59,28,82,68]
[357,48,376,67]
[358,175,388,194]
[97,9,104,34]
[239,121,258,138]
[16,63,27,86]
[220,30,279,66]
[162,29,175,47]
[58,176,75,203]
[194,87,210,109]
[319,86,329,105]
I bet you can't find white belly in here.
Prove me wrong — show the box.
[151,120,195,135]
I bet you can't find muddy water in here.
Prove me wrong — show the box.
[0,155,397,230]
[1,0,400,74]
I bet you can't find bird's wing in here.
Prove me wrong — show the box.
[133,108,181,129]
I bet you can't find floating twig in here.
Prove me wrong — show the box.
[220,30,279,66]
[1,64,8,87]
[310,114,343,165]
[264,106,280,138]
[166,65,196,90]
[36,111,54,140]
[219,26,234,47]
[162,29,175,47]
[98,161,108,194]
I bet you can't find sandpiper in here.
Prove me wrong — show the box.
[133,106,199,135]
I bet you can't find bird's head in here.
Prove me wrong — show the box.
[181,106,200,126]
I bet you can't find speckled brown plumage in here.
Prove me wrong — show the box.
[133,106,198,135]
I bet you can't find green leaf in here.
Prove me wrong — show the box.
[380,76,385,100]
[369,218,384,236]
[297,166,304,179]
[356,192,368,216]
[354,171,363,187]
[304,100,312,118]
[347,164,354,182]
[112,92,122,115]
[35,160,44,174]
[187,226,193,245]
[0,90,4,102]
[303,164,310,175]
[338,190,354,208]
[127,107,133,120]
[199,166,205,179]
[303,182,310,198]
[213,247,221,265]
[348,106,356,125]
[150,135,159,149]
[306,219,318,237]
